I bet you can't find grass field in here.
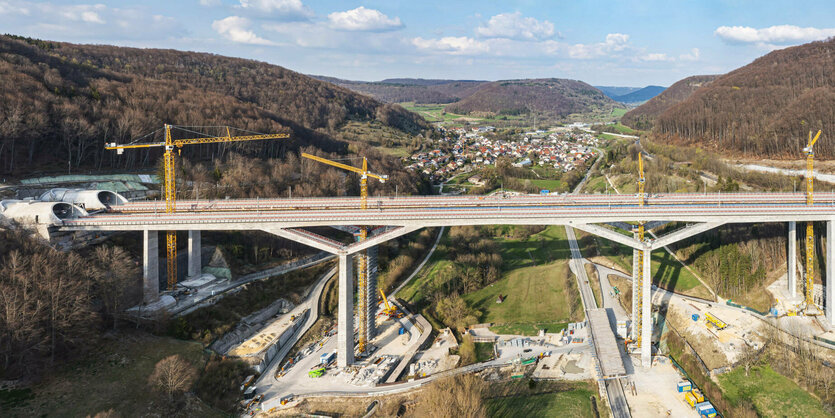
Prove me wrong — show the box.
[4,332,222,418]
[401,225,583,335]
[400,102,525,126]
[530,178,565,191]
[611,108,628,118]
[485,383,600,418]
[718,365,830,417]
[465,226,582,333]
[585,233,707,295]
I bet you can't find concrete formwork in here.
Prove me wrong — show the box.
[143,230,159,303]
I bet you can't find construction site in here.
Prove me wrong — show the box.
[3,124,835,418]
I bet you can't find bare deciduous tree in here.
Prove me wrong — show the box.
[148,355,198,401]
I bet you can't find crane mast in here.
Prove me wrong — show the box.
[300,153,388,355]
[107,124,290,290]
[804,130,822,311]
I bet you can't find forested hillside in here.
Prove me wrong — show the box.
[621,75,717,130]
[611,85,665,103]
[651,38,835,157]
[312,76,486,104]
[444,78,618,119]
[0,35,428,175]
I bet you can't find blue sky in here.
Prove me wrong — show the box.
[2,0,834,86]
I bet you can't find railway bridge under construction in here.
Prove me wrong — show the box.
[25,191,835,368]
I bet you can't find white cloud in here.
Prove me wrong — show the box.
[567,33,630,59]
[327,7,402,32]
[476,12,555,41]
[212,16,275,45]
[236,0,313,20]
[715,25,835,45]
[679,47,700,61]
[199,0,221,6]
[0,2,182,40]
[640,53,671,61]
[412,36,490,55]
[0,1,30,15]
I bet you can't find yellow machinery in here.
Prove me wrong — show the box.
[378,289,401,319]
[300,152,388,354]
[704,312,727,330]
[106,125,289,290]
[634,152,646,348]
[803,130,823,312]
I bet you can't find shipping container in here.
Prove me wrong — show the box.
[685,392,697,407]
[677,381,692,392]
[696,402,717,417]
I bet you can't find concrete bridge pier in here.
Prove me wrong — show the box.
[641,246,652,367]
[827,221,835,325]
[143,230,159,303]
[188,230,201,278]
[789,221,797,297]
[631,243,639,341]
[337,252,355,368]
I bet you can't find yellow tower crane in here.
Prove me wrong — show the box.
[300,152,388,354]
[106,124,290,290]
[803,130,823,312]
[634,152,646,348]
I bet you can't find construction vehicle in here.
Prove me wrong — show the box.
[106,125,289,290]
[301,152,388,355]
[239,374,255,392]
[691,389,705,403]
[704,312,727,330]
[378,289,402,319]
[803,130,823,314]
[308,367,325,378]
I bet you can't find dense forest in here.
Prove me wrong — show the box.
[312,76,486,104]
[621,75,717,130]
[649,38,835,157]
[0,35,428,175]
[444,78,618,119]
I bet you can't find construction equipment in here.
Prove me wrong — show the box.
[106,125,290,290]
[300,153,388,354]
[308,367,325,378]
[378,289,402,319]
[803,130,823,312]
[704,312,727,330]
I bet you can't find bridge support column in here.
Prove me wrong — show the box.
[827,221,835,325]
[188,230,201,278]
[641,247,652,367]
[337,253,355,368]
[631,245,639,340]
[789,221,797,298]
[143,230,159,303]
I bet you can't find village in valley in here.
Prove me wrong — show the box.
[404,124,600,183]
